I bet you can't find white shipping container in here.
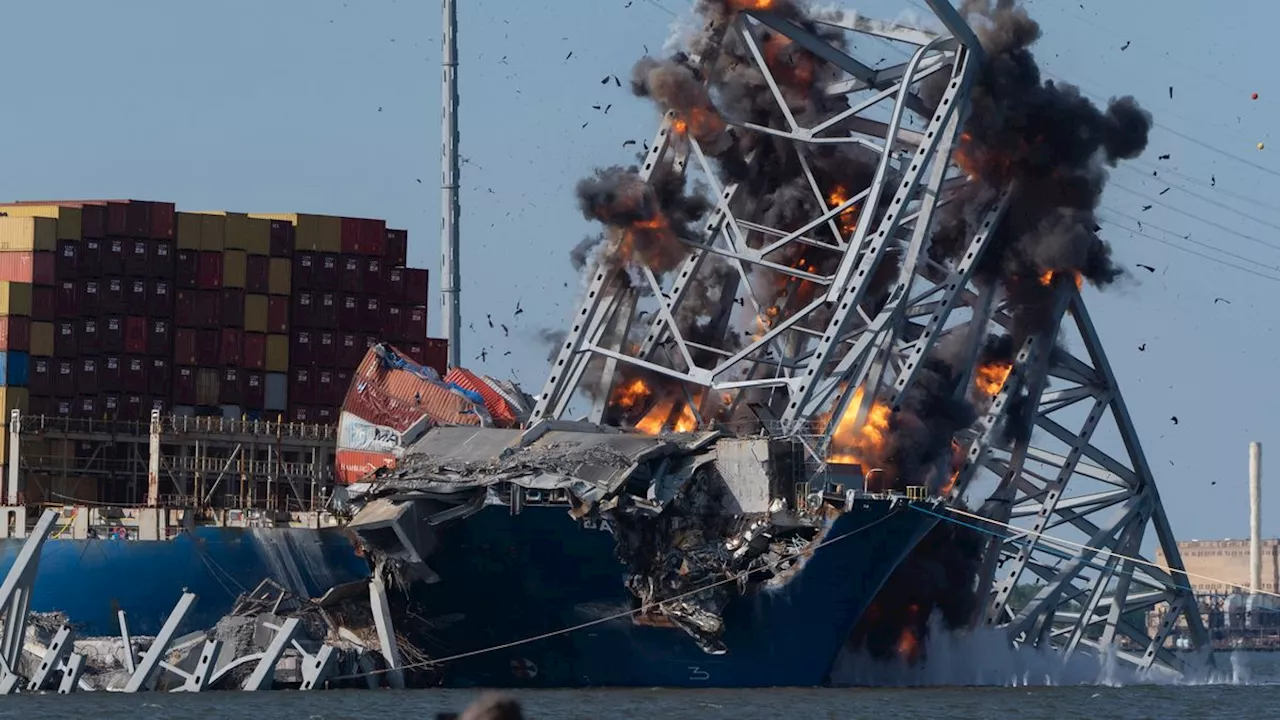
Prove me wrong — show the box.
[265,372,288,411]
[220,404,242,420]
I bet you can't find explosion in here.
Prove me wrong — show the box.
[974,360,1013,397]
[827,387,892,471]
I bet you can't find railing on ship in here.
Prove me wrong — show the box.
[18,413,337,442]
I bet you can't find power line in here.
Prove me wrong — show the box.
[1122,159,1280,221]
[1101,210,1280,283]
[1102,205,1280,275]
[1108,181,1280,255]
[1111,165,1280,235]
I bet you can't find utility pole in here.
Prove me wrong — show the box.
[439,0,461,368]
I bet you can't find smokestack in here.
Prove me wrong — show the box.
[1251,441,1263,594]
[440,0,462,369]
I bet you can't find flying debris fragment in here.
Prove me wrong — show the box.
[1259,142,1266,150]
[1253,92,1260,100]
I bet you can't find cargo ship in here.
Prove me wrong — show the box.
[338,344,943,688]
[0,199,442,635]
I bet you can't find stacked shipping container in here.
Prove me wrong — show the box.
[0,199,441,425]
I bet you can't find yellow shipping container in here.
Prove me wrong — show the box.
[268,258,291,295]
[244,216,270,256]
[251,213,340,253]
[0,216,56,252]
[0,282,32,317]
[176,213,203,250]
[0,206,78,243]
[266,334,289,372]
[244,294,268,333]
[199,214,226,252]
[221,212,249,251]
[29,322,53,356]
[223,249,247,288]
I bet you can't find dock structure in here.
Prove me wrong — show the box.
[1,409,343,539]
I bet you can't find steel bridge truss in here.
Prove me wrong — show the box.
[529,1,1210,677]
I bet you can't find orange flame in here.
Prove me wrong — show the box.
[762,31,815,89]
[974,360,1013,397]
[728,0,774,8]
[827,186,860,236]
[827,386,892,468]
[674,403,698,432]
[636,397,676,435]
[896,627,920,662]
[671,107,725,140]
[941,439,964,495]
[611,377,652,410]
[1039,269,1084,290]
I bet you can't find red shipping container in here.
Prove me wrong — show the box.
[0,252,54,285]
[30,287,53,323]
[420,340,446,376]
[126,239,149,276]
[54,359,75,397]
[102,394,120,418]
[362,334,380,356]
[174,366,197,405]
[124,317,147,354]
[363,219,387,256]
[363,258,382,294]
[362,297,382,330]
[147,358,170,397]
[81,204,107,239]
[149,279,173,316]
[124,357,146,394]
[0,317,30,352]
[405,269,429,305]
[405,306,427,340]
[78,358,99,395]
[55,281,77,316]
[29,357,52,396]
[220,328,243,366]
[127,278,148,309]
[316,331,335,361]
[54,321,76,357]
[148,318,171,356]
[56,239,77,280]
[269,220,294,257]
[174,328,198,366]
[338,294,360,331]
[315,253,339,290]
[104,202,128,237]
[339,332,362,367]
[316,368,336,407]
[292,291,314,328]
[291,330,314,367]
[176,250,198,289]
[196,290,220,328]
[245,371,265,408]
[382,304,404,340]
[196,329,218,361]
[103,238,126,276]
[267,296,288,334]
[197,251,223,289]
[220,366,243,405]
[336,368,352,399]
[78,279,101,315]
[101,316,124,354]
[290,367,314,403]
[53,398,72,417]
[126,201,151,237]
[78,396,97,418]
[292,252,315,288]
[317,292,337,327]
[221,288,244,327]
[340,255,363,293]
[246,255,269,293]
[340,218,362,255]
[117,395,141,421]
[149,396,168,417]
[27,394,50,418]
[243,332,266,370]
[78,239,101,276]
[104,277,126,314]
[316,406,336,424]
[101,355,122,391]
[290,405,313,423]
[384,266,405,300]
[151,240,174,277]
[149,201,175,240]
[384,229,408,266]
[174,291,195,327]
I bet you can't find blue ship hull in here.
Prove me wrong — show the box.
[417,497,938,688]
[0,526,371,636]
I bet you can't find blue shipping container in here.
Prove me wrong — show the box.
[0,351,30,387]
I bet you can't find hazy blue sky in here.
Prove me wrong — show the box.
[1,0,1276,543]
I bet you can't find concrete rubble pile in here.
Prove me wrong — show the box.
[354,424,836,654]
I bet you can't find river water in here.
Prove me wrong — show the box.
[2,652,1277,720]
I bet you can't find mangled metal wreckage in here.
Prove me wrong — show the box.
[348,418,940,687]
